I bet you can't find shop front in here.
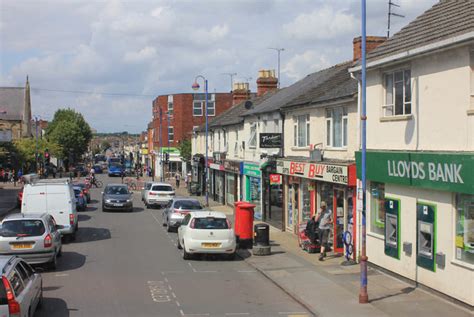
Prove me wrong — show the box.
[223,160,242,207]
[243,162,262,220]
[277,159,357,256]
[356,151,474,306]
[209,162,225,205]
[191,154,205,196]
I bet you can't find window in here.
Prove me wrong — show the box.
[193,94,215,116]
[193,217,229,229]
[370,182,386,235]
[167,95,173,115]
[249,123,257,148]
[234,130,239,157]
[274,119,279,133]
[19,261,34,279]
[383,70,411,116]
[326,107,348,148]
[1,220,46,237]
[168,126,174,142]
[293,115,310,147]
[9,271,24,296]
[455,194,474,264]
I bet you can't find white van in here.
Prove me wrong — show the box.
[21,178,78,241]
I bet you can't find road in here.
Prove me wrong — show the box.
[33,175,311,317]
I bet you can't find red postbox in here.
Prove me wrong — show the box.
[234,201,255,249]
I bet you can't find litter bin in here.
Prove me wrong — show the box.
[234,201,255,249]
[254,224,270,246]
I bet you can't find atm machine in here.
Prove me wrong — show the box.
[416,202,436,271]
[384,198,400,259]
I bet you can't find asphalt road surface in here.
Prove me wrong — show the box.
[34,175,310,317]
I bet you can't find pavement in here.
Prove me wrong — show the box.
[151,176,473,317]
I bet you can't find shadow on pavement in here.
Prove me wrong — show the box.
[195,253,244,262]
[51,251,86,272]
[369,286,416,303]
[74,227,111,243]
[84,206,97,212]
[78,214,91,222]
[89,199,99,204]
[34,297,76,316]
[42,286,62,292]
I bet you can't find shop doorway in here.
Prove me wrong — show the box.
[286,183,299,233]
[263,173,283,230]
[333,189,345,254]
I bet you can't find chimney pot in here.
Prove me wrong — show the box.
[353,36,387,61]
[256,69,278,96]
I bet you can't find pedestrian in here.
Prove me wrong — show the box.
[317,201,333,261]
[175,172,181,188]
[121,169,125,184]
[0,168,5,183]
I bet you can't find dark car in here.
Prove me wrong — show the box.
[73,186,88,211]
[74,164,88,177]
[102,184,133,212]
[74,182,91,203]
[93,164,103,174]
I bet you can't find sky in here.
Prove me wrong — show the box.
[0,0,438,133]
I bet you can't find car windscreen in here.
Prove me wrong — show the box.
[105,186,129,195]
[193,217,228,230]
[152,185,173,192]
[174,201,202,210]
[1,220,46,237]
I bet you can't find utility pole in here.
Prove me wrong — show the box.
[159,107,163,182]
[387,0,404,38]
[221,73,237,91]
[268,48,285,88]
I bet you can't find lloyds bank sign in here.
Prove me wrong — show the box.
[356,151,474,194]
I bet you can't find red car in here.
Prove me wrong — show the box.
[16,189,23,208]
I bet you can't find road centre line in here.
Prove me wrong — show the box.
[172,292,177,298]
[225,313,250,316]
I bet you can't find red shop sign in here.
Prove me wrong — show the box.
[269,174,281,184]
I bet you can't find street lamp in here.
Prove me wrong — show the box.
[192,75,209,207]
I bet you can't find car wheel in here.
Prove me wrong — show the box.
[227,252,236,261]
[182,244,191,260]
[167,225,173,233]
[47,254,57,270]
[177,238,182,250]
[37,287,43,309]
[57,246,63,257]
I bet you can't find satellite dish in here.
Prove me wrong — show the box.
[244,101,253,109]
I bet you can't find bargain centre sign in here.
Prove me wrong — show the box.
[276,160,355,185]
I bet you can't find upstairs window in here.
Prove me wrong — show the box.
[384,70,411,116]
[326,107,348,148]
[293,115,310,147]
[168,126,174,142]
[249,123,257,148]
[193,94,215,116]
[167,95,173,115]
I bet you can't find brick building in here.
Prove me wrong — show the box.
[151,92,233,178]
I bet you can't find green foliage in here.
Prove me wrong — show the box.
[46,109,92,161]
[100,140,111,151]
[178,139,192,162]
[13,138,62,168]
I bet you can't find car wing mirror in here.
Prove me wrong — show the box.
[56,224,64,230]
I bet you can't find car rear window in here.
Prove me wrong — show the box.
[152,185,173,191]
[1,220,46,237]
[174,201,202,210]
[193,217,228,229]
[105,186,129,195]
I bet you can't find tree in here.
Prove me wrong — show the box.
[13,138,62,172]
[46,109,92,163]
[178,139,192,162]
[100,140,111,152]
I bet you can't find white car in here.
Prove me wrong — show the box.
[145,183,175,208]
[177,211,236,260]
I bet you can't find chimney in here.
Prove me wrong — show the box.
[353,36,386,61]
[232,82,250,105]
[256,69,278,96]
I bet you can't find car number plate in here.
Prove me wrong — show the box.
[113,203,123,207]
[202,243,221,248]
[11,243,33,249]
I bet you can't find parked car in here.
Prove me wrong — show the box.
[141,181,153,202]
[21,178,78,242]
[73,164,88,177]
[177,211,236,260]
[108,163,124,177]
[73,182,91,203]
[0,255,43,316]
[73,186,87,211]
[162,198,203,232]
[102,184,133,212]
[0,213,62,269]
[92,164,103,174]
[145,183,175,208]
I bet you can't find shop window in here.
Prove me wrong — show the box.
[370,182,386,235]
[383,69,411,117]
[301,180,311,222]
[455,194,474,264]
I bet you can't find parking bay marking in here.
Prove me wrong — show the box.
[147,281,171,303]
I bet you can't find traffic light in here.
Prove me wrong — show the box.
[164,152,169,163]
[44,149,50,165]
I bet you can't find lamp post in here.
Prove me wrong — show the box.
[33,116,39,174]
[359,0,369,304]
[192,75,209,207]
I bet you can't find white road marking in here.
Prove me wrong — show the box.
[147,281,171,303]
[183,314,210,316]
[168,284,173,291]
[54,273,69,277]
[180,309,184,316]
[278,313,309,315]
[225,313,250,316]
[171,292,177,298]
[188,262,197,272]
[176,300,181,307]
[164,277,169,283]
[237,270,256,273]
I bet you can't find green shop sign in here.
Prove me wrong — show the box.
[356,151,474,194]
[161,147,180,155]
[243,163,261,177]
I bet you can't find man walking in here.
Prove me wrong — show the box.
[318,201,333,261]
[175,172,181,188]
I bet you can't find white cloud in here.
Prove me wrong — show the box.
[283,6,357,41]
[124,46,157,63]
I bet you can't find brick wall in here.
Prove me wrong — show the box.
[352,36,387,61]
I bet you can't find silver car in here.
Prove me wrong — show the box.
[0,255,43,317]
[162,197,203,232]
[141,181,153,202]
[0,213,62,270]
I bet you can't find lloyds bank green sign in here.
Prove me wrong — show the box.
[356,151,474,194]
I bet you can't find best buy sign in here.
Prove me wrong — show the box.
[356,151,474,194]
